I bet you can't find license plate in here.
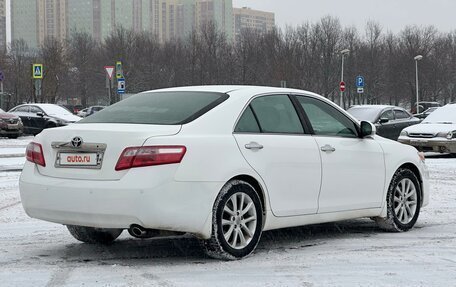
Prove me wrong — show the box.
[7,124,19,130]
[410,140,427,146]
[59,153,98,166]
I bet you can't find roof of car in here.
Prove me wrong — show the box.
[348,105,397,110]
[141,85,319,98]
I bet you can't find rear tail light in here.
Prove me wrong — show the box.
[115,146,186,171]
[26,142,46,167]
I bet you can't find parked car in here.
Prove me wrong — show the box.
[85,105,106,117]
[411,101,441,114]
[415,107,439,120]
[399,104,456,154]
[347,105,420,140]
[9,104,82,135]
[0,108,23,139]
[77,108,88,118]
[20,86,429,260]
[61,104,84,115]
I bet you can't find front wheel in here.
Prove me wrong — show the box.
[203,180,263,260]
[375,168,421,232]
[67,225,123,244]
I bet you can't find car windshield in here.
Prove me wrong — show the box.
[347,107,381,122]
[40,105,74,116]
[79,91,229,125]
[422,106,456,124]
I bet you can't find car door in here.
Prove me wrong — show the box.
[295,95,385,213]
[29,106,47,134]
[233,94,322,217]
[376,108,396,140]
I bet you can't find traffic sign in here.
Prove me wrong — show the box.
[104,66,115,80]
[33,64,43,79]
[116,61,123,79]
[117,78,125,94]
[356,76,365,88]
[340,81,346,92]
[357,87,364,94]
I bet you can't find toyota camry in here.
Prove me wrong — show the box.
[19,86,429,260]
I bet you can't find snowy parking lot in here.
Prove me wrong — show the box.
[0,137,455,287]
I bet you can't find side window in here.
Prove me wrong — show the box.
[235,106,261,133]
[394,109,410,119]
[14,106,29,113]
[29,106,43,114]
[380,110,394,120]
[249,95,304,134]
[297,96,358,138]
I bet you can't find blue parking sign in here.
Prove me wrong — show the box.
[356,76,365,88]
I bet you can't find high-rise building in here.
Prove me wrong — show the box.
[0,0,6,50]
[11,0,236,47]
[12,0,67,48]
[233,7,275,42]
[196,0,233,40]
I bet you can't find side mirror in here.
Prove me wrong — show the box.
[36,112,44,117]
[379,118,389,124]
[360,121,376,138]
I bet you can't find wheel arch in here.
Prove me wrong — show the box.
[397,162,423,206]
[228,174,267,226]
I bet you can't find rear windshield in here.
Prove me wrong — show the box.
[79,91,229,125]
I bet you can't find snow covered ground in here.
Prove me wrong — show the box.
[0,136,455,286]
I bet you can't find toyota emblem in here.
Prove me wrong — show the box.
[71,137,83,148]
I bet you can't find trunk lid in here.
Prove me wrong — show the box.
[34,123,181,180]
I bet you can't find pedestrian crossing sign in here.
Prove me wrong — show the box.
[33,64,43,79]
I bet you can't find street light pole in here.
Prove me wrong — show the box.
[414,55,423,114]
[340,49,350,108]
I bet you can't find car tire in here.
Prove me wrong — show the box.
[375,168,421,232]
[202,180,263,260]
[67,225,123,244]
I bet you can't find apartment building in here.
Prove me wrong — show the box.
[233,7,275,42]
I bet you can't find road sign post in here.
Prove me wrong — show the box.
[32,64,43,102]
[104,66,115,104]
[117,78,126,95]
[339,81,346,92]
[356,75,365,104]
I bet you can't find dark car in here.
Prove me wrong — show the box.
[0,108,23,138]
[411,101,441,114]
[347,105,420,140]
[8,104,81,135]
[415,107,439,120]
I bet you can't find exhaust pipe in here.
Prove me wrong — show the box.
[128,224,160,239]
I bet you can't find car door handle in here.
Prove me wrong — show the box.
[245,142,264,150]
[321,144,336,153]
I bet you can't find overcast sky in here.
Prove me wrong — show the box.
[233,0,456,34]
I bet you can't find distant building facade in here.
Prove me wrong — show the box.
[0,0,5,50]
[233,7,275,42]
[11,0,238,48]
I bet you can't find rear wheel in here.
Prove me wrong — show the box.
[203,180,263,260]
[67,225,123,244]
[375,168,421,232]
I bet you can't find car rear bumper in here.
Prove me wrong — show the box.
[19,162,223,239]
[398,137,456,153]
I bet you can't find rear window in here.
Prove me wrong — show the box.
[79,91,229,125]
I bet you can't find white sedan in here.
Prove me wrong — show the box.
[399,104,456,155]
[20,86,429,260]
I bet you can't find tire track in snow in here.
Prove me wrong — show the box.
[0,201,20,211]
